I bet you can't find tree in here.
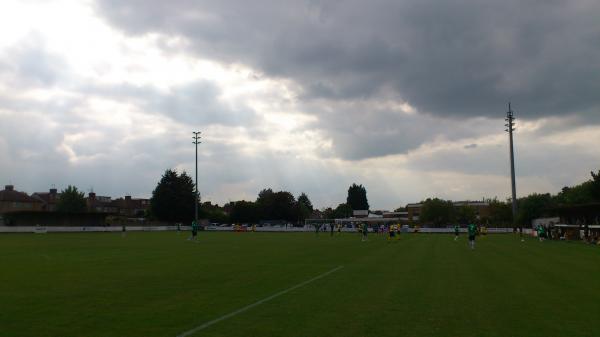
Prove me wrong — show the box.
[484,199,512,226]
[346,183,369,210]
[271,191,297,221]
[322,207,335,219]
[256,189,297,221]
[456,205,477,225]
[516,193,554,227]
[419,198,455,227]
[199,202,229,223]
[150,169,196,223]
[256,188,275,219]
[333,203,353,218]
[590,170,600,201]
[295,202,312,223]
[295,193,314,223]
[56,185,86,213]
[230,201,260,223]
[297,193,313,212]
[554,182,595,205]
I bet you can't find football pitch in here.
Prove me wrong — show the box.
[1,232,599,337]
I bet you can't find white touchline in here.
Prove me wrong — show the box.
[176,265,344,337]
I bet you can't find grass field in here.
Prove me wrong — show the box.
[1,231,599,337]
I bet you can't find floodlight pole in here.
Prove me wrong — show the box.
[505,103,517,223]
[193,131,202,224]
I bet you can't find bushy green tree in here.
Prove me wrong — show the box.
[516,193,554,227]
[346,183,369,210]
[484,199,513,226]
[333,203,353,218]
[56,185,86,213]
[230,200,260,223]
[589,170,600,201]
[420,198,455,227]
[322,207,335,219]
[150,169,195,223]
[456,205,477,225]
[554,182,595,205]
[256,188,297,221]
[295,193,314,223]
[199,202,229,223]
[297,193,313,212]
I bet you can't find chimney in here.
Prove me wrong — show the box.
[50,188,57,195]
[125,195,131,201]
[5,185,14,191]
[89,192,96,200]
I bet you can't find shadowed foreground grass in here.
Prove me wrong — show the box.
[1,231,599,337]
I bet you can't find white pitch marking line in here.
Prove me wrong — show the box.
[176,265,344,337]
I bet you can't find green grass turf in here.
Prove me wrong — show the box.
[1,231,599,337]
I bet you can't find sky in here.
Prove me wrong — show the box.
[1,0,599,210]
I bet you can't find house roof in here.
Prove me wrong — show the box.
[32,192,60,204]
[111,197,150,209]
[0,187,42,203]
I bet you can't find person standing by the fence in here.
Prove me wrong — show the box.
[454,224,459,241]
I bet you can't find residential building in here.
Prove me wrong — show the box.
[113,196,150,217]
[32,188,60,211]
[87,192,118,214]
[0,185,43,214]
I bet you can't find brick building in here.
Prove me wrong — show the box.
[87,192,119,213]
[0,185,43,214]
[112,196,150,217]
[32,188,60,211]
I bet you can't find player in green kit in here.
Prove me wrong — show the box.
[537,224,546,242]
[188,221,198,241]
[454,224,459,241]
[467,223,477,249]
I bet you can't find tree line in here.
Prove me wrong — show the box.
[149,171,370,224]
[416,170,600,227]
[55,167,599,227]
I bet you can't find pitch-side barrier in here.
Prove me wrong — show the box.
[0,226,190,233]
[1,225,521,234]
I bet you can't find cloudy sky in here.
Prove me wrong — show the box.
[1,0,599,210]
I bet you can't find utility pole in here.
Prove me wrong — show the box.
[505,103,517,223]
[193,131,202,225]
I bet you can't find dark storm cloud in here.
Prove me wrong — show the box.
[303,102,497,160]
[95,0,600,120]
